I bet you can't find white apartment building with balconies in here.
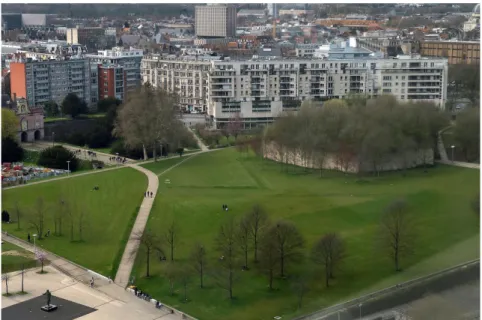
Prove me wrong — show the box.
[142,54,448,129]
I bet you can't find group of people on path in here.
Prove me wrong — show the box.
[222,204,229,211]
[144,191,154,198]
[110,156,127,164]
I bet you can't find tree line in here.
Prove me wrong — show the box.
[135,200,417,305]
[5,196,90,243]
[263,95,449,176]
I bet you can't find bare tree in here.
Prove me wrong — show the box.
[291,271,311,309]
[165,220,178,261]
[78,205,88,242]
[131,229,162,278]
[20,264,25,293]
[227,112,243,141]
[29,197,45,240]
[311,233,346,287]
[55,196,68,236]
[268,220,304,278]
[258,231,278,290]
[215,217,239,299]
[178,264,191,302]
[237,216,251,270]
[190,242,207,288]
[165,262,179,296]
[2,274,10,296]
[68,204,75,242]
[114,83,180,160]
[380,199,415,272]
[14,201,21,231]
[246,204,269,263]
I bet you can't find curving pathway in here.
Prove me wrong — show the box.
[114,164,159,287]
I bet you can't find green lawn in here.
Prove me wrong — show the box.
[2,168,147,276]
[132,148,479,320]
[141,155,194,175]
[1,242,37,273]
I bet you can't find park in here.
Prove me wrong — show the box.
[2,89,480,319]
[2,146,479,319]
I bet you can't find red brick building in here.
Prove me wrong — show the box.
[98,65,127,101]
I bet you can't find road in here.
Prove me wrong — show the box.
[297,261,479,320]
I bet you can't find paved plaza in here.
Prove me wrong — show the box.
[1,266,179,320]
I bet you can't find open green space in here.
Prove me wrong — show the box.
[1,242,37,273]
[141,155,194,175]
[132,148,479,320]
[2,168,147,276]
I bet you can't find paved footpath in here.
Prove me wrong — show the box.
[114,164,159,287]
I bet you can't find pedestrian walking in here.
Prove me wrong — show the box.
[28,233,31,243]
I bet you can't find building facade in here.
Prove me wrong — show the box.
[195,5,237,38]
[98,65,126,101]
[9,55,98,109]
[67,27,116,52]
[419,40,480,65]
[142,55,448,129]
[86,47,143,93]
[142,54,211,112]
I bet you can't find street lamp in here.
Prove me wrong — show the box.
[359,303,362,319]
[451,145,455,162]
[33,234,37,251]
[52,132,55,147]
[66,161,70,175]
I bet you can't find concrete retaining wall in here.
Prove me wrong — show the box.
[263,142,434,173]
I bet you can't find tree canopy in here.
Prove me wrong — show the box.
[114,84,181,160]
[61,93,88,118]
[265,95,449,174]
[2,108,18,140]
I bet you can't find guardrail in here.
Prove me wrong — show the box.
[294,259,479,320]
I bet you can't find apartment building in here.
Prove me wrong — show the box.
[98,64,126,101]
[195,5,237,38]
[419,40,480,65]
[9,55,98,108]
[142,54,212,112]
[142,54,448,129]
[87,47,143,92]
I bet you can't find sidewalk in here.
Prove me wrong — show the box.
[114,164,159,287]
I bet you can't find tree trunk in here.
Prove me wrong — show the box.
[325,264,330,287]
[229,270,233,299]
[70,224,74,242]
[170,242,174,261]
[146,247,150,277]
[253,232,258,262]
[280,255,284,277]
[143,144,148,160]
[153,143,157,162]
[245,248,248,269]
[200,265,203,288]
[269,269,273,290]
[21,266,24,292]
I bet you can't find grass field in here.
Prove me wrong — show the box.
[1,242,37,273]
[2,168,147,276]
[132,148,479,320]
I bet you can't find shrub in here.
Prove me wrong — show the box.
[1,137,24,163]
[37,146,79,171]
[66,132,87,147]
[87,127,112,149]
